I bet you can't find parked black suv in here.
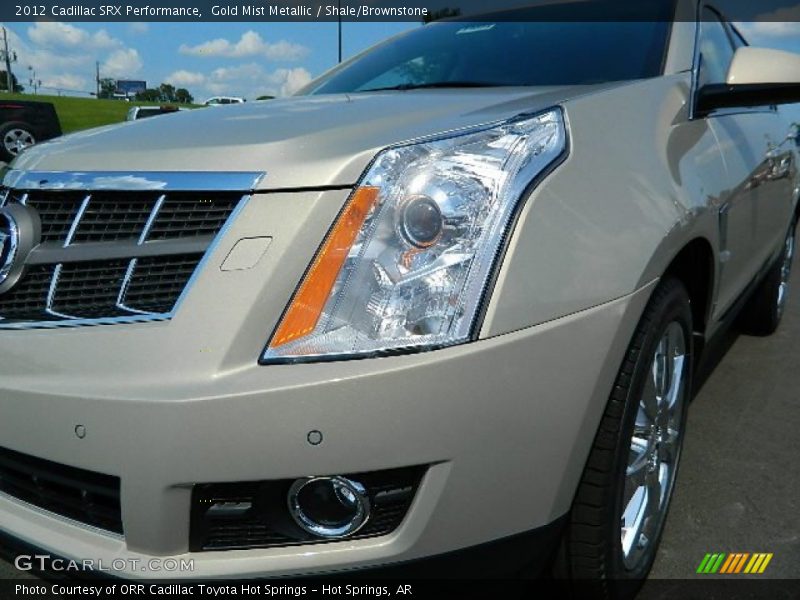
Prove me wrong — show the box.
[0,100,62,162]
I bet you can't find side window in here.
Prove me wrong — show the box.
[697,8,735,87]
[727,24,748,50]
[354,54,451,92]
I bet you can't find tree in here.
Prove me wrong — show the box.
[174,88,194,104]
[0,70,24,93]
[135,82,194,104]
[159,83,176,102]
[97,78,116,99]
[135,88,161,102]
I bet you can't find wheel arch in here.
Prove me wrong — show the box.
[661,237,716,337]
[0,120,36,134]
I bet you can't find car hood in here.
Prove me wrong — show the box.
[12,86,610,190]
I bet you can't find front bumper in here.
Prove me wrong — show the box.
[0,275,654,579]
[0,516,567,580]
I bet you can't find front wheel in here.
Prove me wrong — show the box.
[556,278,693,598]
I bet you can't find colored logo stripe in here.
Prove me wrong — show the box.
[744,553,773,574]
[696,553,713,573]
[697,553,726,573]
[734,553,750,573]
[720,553,748,573]
[698,553,773,574]
[719,554,736,573]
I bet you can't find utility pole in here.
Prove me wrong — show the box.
[95,61,100,97]
[337,0,342,63]
[27,66,41,95]
[2,28,14,93]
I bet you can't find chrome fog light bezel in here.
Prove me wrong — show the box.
[288,476,371,538]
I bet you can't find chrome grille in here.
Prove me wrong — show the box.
[70,195,156,244]
[50,261,131,319]
[149,196,241,240]
[122,254,204,314]
[25,193,85,243]
[0,265,54,320]
[0,171,262,328]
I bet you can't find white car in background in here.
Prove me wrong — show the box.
[126,105,187,121]
[203,96,246,107]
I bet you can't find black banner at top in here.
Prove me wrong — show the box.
[2,0,800,23]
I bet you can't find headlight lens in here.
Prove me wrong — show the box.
[263,108,566,362]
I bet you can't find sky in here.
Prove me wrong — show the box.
[0,19,797,120]
[0,21,418,101]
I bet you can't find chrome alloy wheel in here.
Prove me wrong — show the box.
[620,321,687,570]
[3,128,35,156]
[777,227,795,320]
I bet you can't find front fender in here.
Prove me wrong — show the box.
[480,74,725,338]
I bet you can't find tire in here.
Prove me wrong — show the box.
[739,220,797,337]
[555,278,693,599]
[0,121,37,162]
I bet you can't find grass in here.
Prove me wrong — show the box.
[0,92,198,134]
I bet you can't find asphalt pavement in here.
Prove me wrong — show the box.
[646,248,800,581]
[1,253,798,585]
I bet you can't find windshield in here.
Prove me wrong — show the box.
[304,19,671,95]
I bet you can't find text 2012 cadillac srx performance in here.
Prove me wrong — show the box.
[0,1,799,594]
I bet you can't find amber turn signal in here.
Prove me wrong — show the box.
[269,186,380,348]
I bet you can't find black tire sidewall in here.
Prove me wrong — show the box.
[777,219,798,319]
[609,280,693,581]
[740,220,796,336]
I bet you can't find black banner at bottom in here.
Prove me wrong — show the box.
[3,579,800,600]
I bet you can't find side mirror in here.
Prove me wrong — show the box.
[696,47,800,117]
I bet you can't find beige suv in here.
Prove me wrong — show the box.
[0,1,798,593]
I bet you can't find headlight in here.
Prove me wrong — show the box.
[262,108,567,363]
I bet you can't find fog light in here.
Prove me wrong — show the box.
[288,476,370,538]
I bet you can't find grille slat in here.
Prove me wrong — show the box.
[51,261,131,319]
[149,197,240,241]
[25,193,85,243]
[0,188,242,326]
[72,195,159,244]
[121,254,203,314]
[0,445,122,535]
[0,265,56,321]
